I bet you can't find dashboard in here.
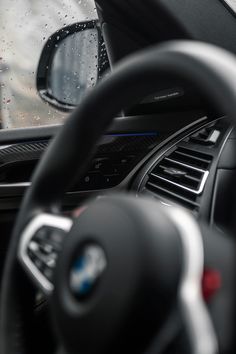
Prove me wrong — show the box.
[0,110,234,277]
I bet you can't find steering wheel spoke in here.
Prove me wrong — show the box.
[18,213,73,294]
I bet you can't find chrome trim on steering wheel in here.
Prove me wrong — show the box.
[222,0,236,14]
[165,206,218,354]
[18,214,73,294]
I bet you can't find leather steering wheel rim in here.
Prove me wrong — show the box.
[2,40,236,354]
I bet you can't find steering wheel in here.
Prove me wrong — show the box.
[1,40,236,354]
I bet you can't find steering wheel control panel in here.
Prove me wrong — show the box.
[19,214,73,293]
[27,226,66,283]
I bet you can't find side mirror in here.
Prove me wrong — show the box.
[37,21,109,111]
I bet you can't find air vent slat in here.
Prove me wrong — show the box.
[184,175,201,183]
[164,157,205,172]
[146,183,200,209]
[151,170,201,191]
[171,151,211,169]
[150,172,206,195]
[174,150,211,164]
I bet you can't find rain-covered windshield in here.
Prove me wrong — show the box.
[0,0,97,129]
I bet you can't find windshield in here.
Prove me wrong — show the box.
[0,0,97,129]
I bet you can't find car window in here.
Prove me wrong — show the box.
[49,28,99,106]
[0,0,97,129]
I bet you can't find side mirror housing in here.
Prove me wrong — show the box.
[37,21,109,111]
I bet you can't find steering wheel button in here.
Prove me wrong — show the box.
[41,243,54,254]
[51,252,58,259]
[28,241,40,252]
[46,258,56,268]
[202,269,222,302]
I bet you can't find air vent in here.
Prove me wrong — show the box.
[144,147,213,210]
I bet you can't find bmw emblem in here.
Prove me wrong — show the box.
[69,244,107,300]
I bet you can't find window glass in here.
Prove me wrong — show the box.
[0,0,97,129]
[49,28,99,106]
